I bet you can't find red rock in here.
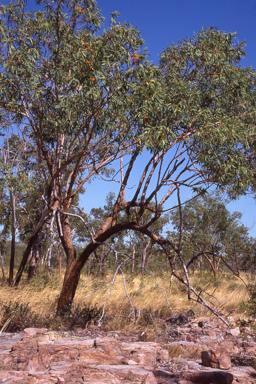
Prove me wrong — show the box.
[188,371,233,384]
[156,349,169,363]
[23,328,48,337]
[141,372,158,384]
[201,350,231,369]
[0,326,255,383]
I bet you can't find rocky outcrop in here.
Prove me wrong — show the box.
[0,317,255,383]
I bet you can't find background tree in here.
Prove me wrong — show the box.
[170,193,252,277]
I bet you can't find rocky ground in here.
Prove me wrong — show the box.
[0,316,255,384]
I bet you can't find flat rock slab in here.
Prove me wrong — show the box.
[0,323,255,383]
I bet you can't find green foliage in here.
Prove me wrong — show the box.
[2,241,26,266]
[0,0,161,153]
[240,285,256,317]
[160,27,256,191]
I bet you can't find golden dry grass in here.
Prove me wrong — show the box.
[0,268,250,330]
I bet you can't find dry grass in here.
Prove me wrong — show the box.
[0,269,251,331]
[164,342,205,359]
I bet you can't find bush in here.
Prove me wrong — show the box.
[61,304,102,328]
[0,301,42,332]
[0,300,102,332]
[240,285,256,317]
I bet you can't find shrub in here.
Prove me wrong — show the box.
[0,300,102,332]
[240,285,256,317]
[0,301,41,332]
[61,304,102,328]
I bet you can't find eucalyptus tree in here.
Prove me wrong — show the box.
[1,0,256,315]
[0,0,163,296]
[170,194,252,277]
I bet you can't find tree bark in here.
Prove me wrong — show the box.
[55,207,79,313]
[203,253,220,278]
[59,210,77,285]
[87,254,91,279]
[145,250,151,269]
[56,257,81,314]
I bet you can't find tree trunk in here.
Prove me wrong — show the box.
[198,255,202,271]
[145,250,152,269]
[141,239,150,275]
[132,242,136,274]
[58,243,62,277]
[56,209,78,313]
[28,251,36,280]
[13,207,49,287]
[203,253,219,278]
[57,232,104,314]
[0,254,6,286]
[28,230,41,280]
[9,190,16,286]
[56,258,80,314]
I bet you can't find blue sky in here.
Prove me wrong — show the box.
[97,0,256,68]
[3,0,256,235]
